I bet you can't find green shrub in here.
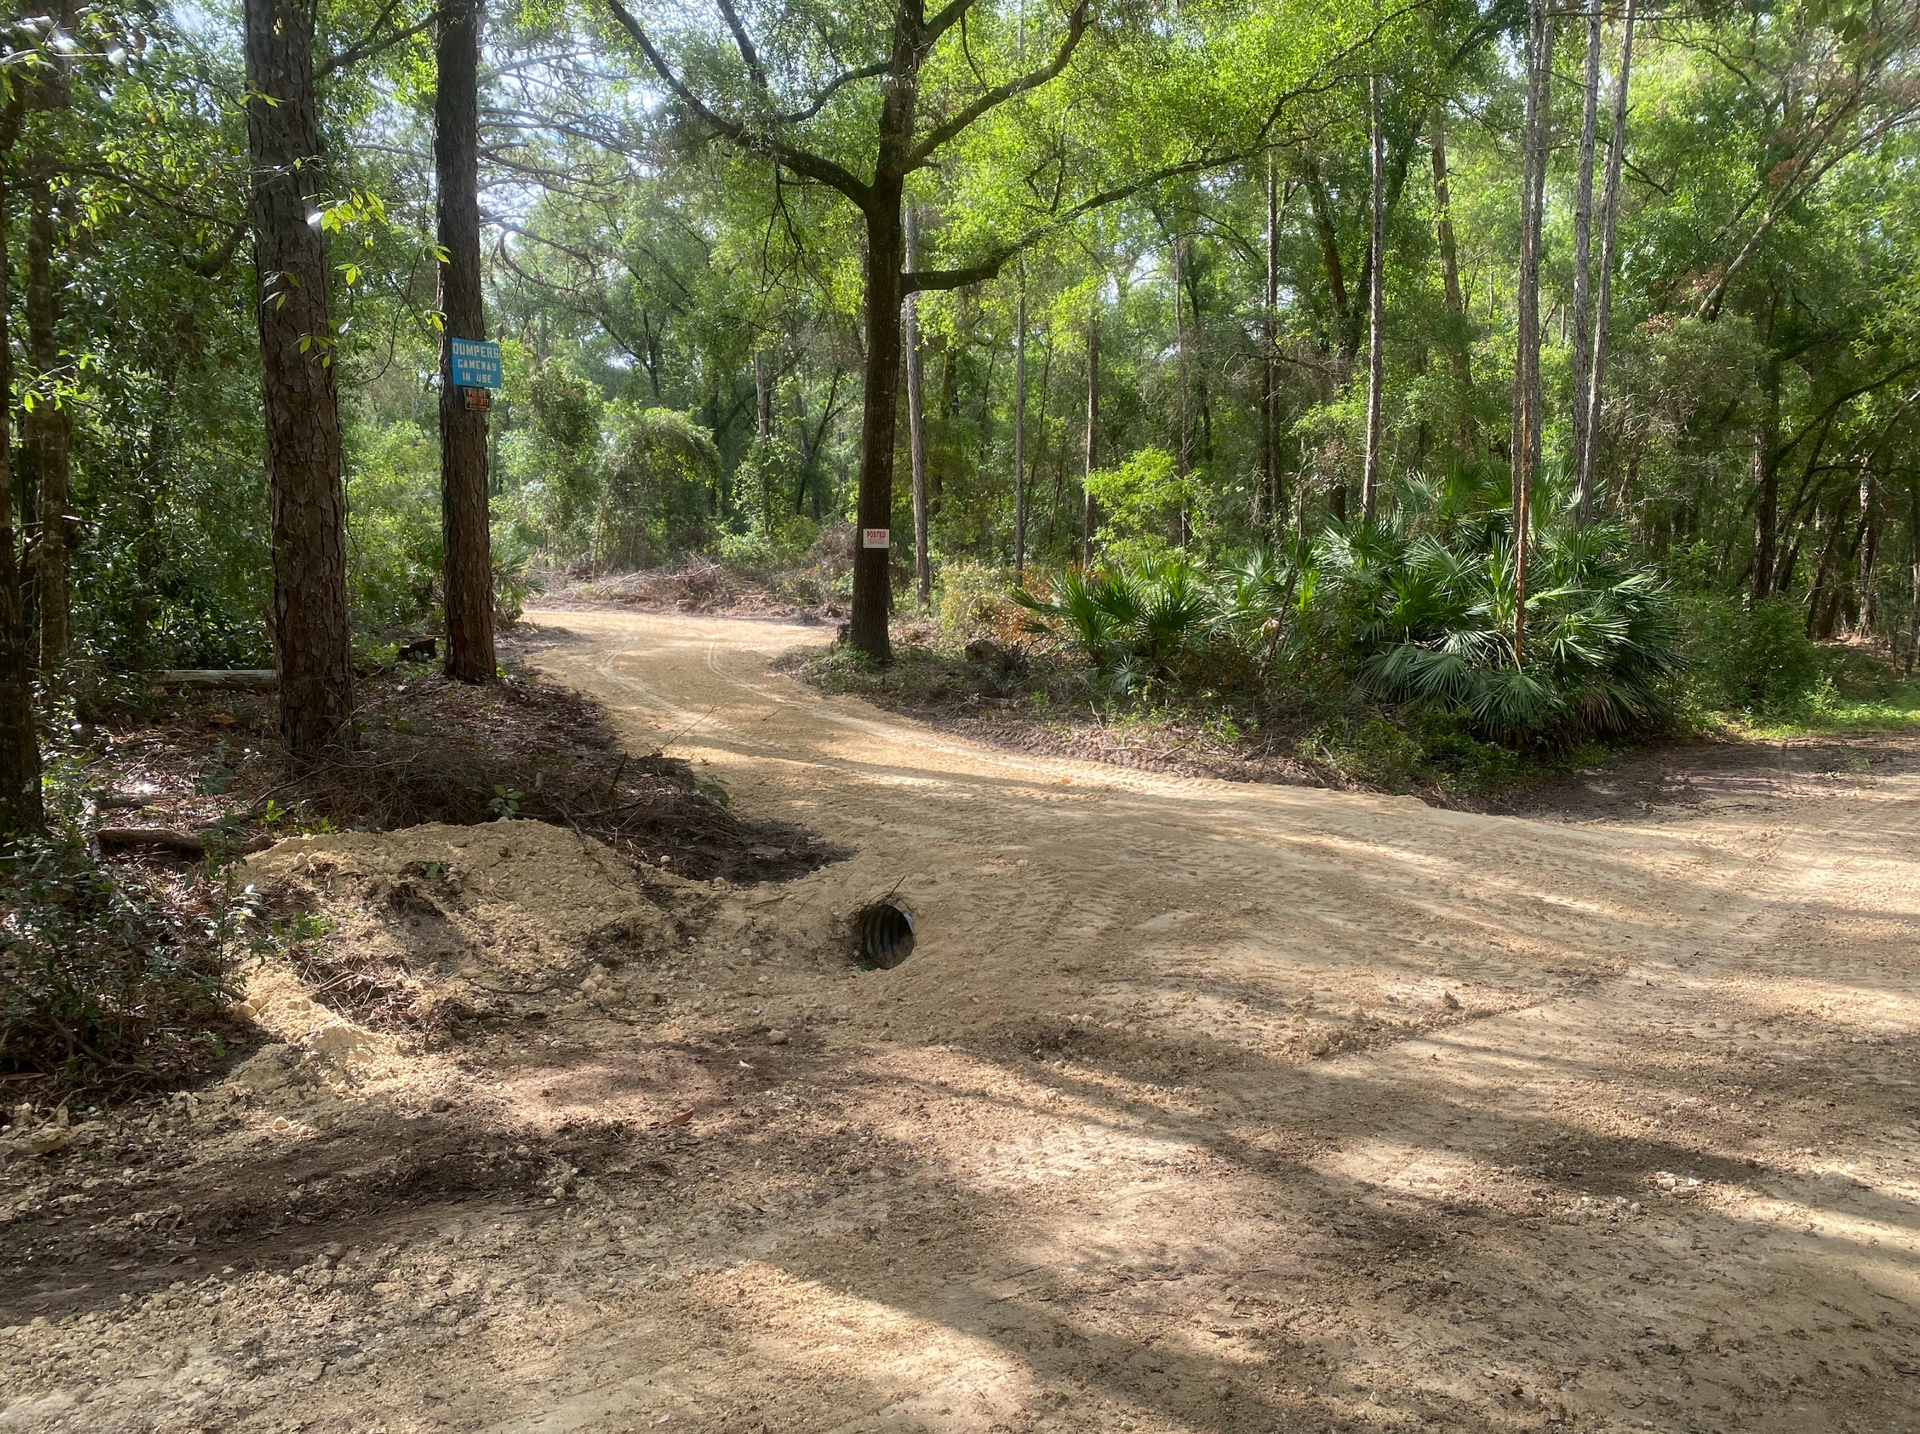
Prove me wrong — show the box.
[597,406,720,568]
[1014,553,1220,696]
[1299,715,1425,792]
[1084,447,1200,563]
[1684,594,1820,715]
[1,842,241,1097]
[936,560,1021,641]
[715,512,818,573]
[1303,501,1681,746]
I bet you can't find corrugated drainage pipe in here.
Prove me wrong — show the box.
[854,899,915,969]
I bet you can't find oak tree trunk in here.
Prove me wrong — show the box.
[903,206,931,608]
[437,0,497,683]
[244,0,355,752]
[847,192,906,661]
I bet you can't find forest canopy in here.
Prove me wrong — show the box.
[3,0,1920,834]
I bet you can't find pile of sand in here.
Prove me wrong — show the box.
[239,820,682,1072]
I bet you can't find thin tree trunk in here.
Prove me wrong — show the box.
[1030,332,1053,557]
[848,189,906,660]
[244,0,354,752]
[1083,317,1099,566]
[1173,233,1192,484]
[1264,153,1283,536]
[1906,482,1920,674]
[1514,0,1554,664]
[1568,0,1602,510]
[24,167,69,675]
[1858,466,1878,635]
[903,206,931,608]
[437,0,496,684]
[1430,105,1474,455]
[1579,0,1635,519]
[1013,278,1027,578]
[1752,357,1780,601]
[753,348,772,535]
[1362,71,1385,521]
[0,102,44,839]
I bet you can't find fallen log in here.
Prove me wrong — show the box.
[155,670,279,690]
[95,827,274,858]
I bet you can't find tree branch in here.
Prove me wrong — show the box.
[904,0,1091,171]
[777,60,890,123]
[598,0,871,203]
[902,149,1232,294]
[713,0,770,90]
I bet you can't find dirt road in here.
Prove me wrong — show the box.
[5,607,1918,1433]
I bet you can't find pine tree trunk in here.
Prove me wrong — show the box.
[1579,0,1636,520]
[1082,318,1099,566]
[1264,154,1283,536]
[1430,106,1474,455]
[24,168,69,675]
[1362,72,1385,522]
[0,115,44,840]
[1513,0,1554,664]
[1013,280,1027,577]
[436,0,496,684]
[1568,0,1602,511]
[244,0,354,752]
[847,191,905,660]
[903,206,931,609]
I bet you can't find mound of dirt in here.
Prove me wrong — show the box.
[242,821,685,1054]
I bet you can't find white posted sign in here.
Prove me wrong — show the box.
[862,528,891,549]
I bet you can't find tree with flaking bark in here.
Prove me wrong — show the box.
[437,0,497,684]
[1578,0,1634,521]
[1361,68,1384,522]
[0,87,44,840]
[244,0,354,753]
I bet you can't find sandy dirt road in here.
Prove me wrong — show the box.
[505,608,1920,1434]
[4,605,1917,1434]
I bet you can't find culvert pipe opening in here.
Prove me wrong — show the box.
[853,899,915,969]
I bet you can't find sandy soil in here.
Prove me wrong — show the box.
[3,606,1917,1434]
